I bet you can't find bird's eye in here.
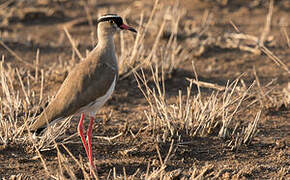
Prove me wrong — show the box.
[109,20,114,24]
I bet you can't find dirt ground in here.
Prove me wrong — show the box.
[0,0,289,179]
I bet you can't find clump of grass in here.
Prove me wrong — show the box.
[134,62,267,149]
[0,59,35,146]
[119,0,187,80]
[0,54,71,149]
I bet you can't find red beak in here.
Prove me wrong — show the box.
[120,24,137,33]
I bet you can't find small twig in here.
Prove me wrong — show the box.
[201,9,209,27]
[229,20,240,33]
[282,28,290,48]
[145,161,151,179]
[282,27,290,48]
[16,69,31,106]
[163,140,174,165]
[186,78,225,91]
[35,48,40,81]
[113,167,117,179]
[120,16,166,80]
[39,69,44,104]
[199,9,211,36]
[253,67,265,107]
[63,27,84,60]
[24,121,50,177]
[192,61,202,101]
[230,17,289,73]
[123,167,127,180]
[228,33,258,42]
[243,110,261,144]
[82,0,96,46]
[195,164,214,179]
[61,144,90,178]
[94,132,123,143]
[245,78,277,109]
[55,143,64,177]
[0,40,35,69]
[260,45,289,73]
[155,143,163,166]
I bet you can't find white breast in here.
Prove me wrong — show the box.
[77,76,117,117]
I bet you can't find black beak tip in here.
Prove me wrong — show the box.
[129,28,137,33]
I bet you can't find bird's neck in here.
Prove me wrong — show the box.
[94,33,118,72]
[97,32,115,51]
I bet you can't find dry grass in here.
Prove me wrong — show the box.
[0,0,289,179]
[0,1,190,178]
[133,62,268,152]
[0,59,33,146]
[119,1,187,80]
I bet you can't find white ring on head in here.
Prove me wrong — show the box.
[98,14,120,20]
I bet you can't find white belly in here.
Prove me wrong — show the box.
[76,76,116,117]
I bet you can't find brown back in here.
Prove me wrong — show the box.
[30,46,118,131]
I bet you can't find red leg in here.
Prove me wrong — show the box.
[78,113,89,158]
[87,116,96,172]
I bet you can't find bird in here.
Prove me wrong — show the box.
[29,14,137,174]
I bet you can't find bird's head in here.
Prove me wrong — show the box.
[97,14,137,36]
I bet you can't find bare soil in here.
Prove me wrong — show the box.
[0,0,289,179]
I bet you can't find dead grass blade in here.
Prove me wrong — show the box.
[229,11,289,73]
[0,40,35,69]
[243,110,261,145]
[186,78,225,91]
[259,45,289,73]
[63,27,84,60]
[37,116,73,151]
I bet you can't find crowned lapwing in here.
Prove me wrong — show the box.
[30,14,137,174]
